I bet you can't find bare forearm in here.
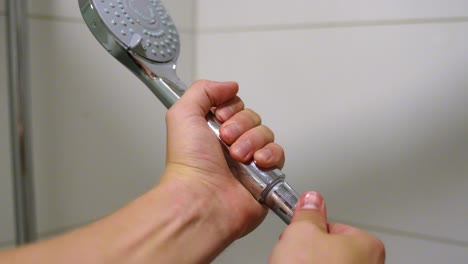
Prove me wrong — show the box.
[0,180,233,264]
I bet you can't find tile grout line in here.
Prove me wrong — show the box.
[25,12,194,34]
[332,218,468,248]
[198,16,468,34]
[3,12,467,34]
[28,13,83,24]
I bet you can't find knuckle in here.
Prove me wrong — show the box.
[244,108,262,124]
[231,97,245,111]
[236,97,245,107]
[277,144,285,154]
[368,234,385,252]
[361,234,385,262]
[271,143,284,157]
[259,125,274,141]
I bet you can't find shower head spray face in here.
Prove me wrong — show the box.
[79,0,299,224]
[79,0,187,107]
[92,0,180,63]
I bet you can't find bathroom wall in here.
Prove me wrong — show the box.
[1,1,468,263]
[0,0,195,246]
[195,1,468,263]
[0,3,16,248]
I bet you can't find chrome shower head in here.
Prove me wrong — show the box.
[79,0,299,224]
[92,0,180,63]
[79,0,186,107]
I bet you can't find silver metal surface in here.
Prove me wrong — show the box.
[79,0,299,224]
[6,0,37,245]
[264,182,298,224]
[207,116,299,221]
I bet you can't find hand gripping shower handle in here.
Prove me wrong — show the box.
[78,0,298,224]
[207,113,299,224]
[153,77,299,224]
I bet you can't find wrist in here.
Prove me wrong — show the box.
[9,175,237,264]
[105,177,236,263]
[160,164,269,239]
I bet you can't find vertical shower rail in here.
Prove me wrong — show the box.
[6,0,37,245]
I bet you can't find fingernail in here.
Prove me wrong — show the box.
[298,191,323,210]
[233,140,252,158]
[217,106,234,121]
[223,123,241,142]
[256,148,272,162]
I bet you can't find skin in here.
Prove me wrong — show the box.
[0,80,385,264]
[270,191,385,263]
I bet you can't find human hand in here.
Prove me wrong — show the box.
[270,191,385,264]
[161,80,285,240]
[0,81,285,264]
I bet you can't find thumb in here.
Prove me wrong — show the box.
[291,191,328,233]
[173,80,239,117]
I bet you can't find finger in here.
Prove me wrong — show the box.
[214,96,245,122]
[220,109,262,145]
[291,191,328,233]
[171,80,239,118]
[229,125,274,163]
[254,143,285,169]
[328,222,383,247]
[328,223,386,262]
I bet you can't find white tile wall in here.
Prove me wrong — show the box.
[0,0,196,244]
[30,18,163,232]
[196,23,468,243]
[198,0,468,30]
[196,1,468,262]
[161,0,196,32]
[2,0,468,262]
[0,15,15,246]
[28,16,194,233]
[28,0,82,19]
[376,231,468,263]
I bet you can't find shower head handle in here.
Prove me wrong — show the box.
[79,0,299,224]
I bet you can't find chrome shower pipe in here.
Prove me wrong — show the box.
[6,0,37,245]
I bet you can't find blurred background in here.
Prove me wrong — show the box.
[1,0,468,263]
